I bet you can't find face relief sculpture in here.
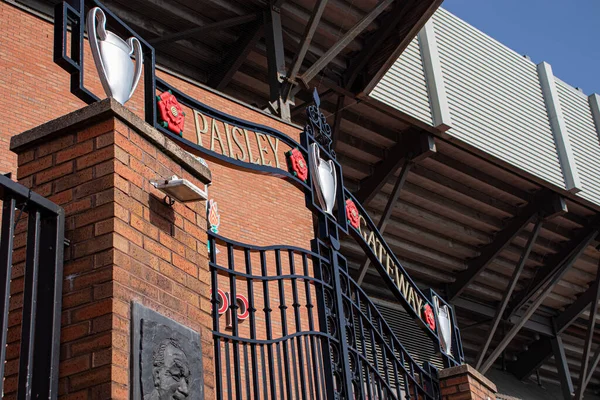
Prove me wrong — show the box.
[147,338,191,400]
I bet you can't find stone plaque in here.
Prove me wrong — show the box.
[132,303,203,400]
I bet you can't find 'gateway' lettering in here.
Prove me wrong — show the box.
[357,215,424,316]
[194,110,281,168]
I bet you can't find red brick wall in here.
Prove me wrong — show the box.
[4,3,316,399]
[439,365,497,400]
[0,1,312,248]
[10,109,214,400]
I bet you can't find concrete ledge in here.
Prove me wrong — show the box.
[439,364,497,393]
[10,98,211,184]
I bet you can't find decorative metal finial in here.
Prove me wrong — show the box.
[305,89,335,158]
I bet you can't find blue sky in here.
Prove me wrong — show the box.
[441,0,600,94]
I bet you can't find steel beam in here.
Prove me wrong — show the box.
[555,281,600,333]
[507,221,600,318]
[209,24,263,91]
[479,225,598,375]
[551,336,574,400]
[447,193,558,301]
[475,218,543,370]
[344,1,404,89]
[356,158,412,286]
[299,0,394,86]
[510,277,600,380]
[509,338,553,380]
[583,345,600,390]
[149,14,259,46]
[354,131,436,206]
[264,5,286,101]
[331,95,345,150]
[286,0,328,89]
[573,257,600,400]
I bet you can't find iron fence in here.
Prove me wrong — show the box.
[209,231,440,400]
[0,174,65,400]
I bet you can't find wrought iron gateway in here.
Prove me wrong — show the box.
[54,1,465,398]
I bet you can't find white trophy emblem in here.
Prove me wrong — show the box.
[434,296,453,354]
[309,143,337,216]
[87,7,143,105]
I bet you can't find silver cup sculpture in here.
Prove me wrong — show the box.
[434,296,453,355]
[309,143,337,216]
[87,7,143,105]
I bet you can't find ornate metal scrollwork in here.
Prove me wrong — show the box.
[306,89,336,158]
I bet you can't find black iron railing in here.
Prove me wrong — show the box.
[0,174,65,400]
[209,231,439,400]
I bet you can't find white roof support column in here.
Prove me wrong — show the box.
[537,61,582,193]
[587,93,600,141]
[418,20,452,131]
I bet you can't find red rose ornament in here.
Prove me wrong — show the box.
[157,91,185,136]
[345,199,360,229]
[423,304,436,331]
[286,148,308,182]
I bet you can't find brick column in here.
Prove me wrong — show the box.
[439,365,497,400]
[9,99,213,400]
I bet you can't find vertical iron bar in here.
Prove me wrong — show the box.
[355,292,373,400]
[289,250,308,400]
[227,244,242,399]
[18,210,41,400]
[303,253,321,400]
[224,340,233,400]
[260,344,269,400]
[245,249,260,399]
[0,197,16,396]
[30,210,65,400]
[260,250,277,399]
[276,342,285,399]
[312,249,336,400]
[290,337,301,400]
[330,249,354,398]
[210,235,224,400]
[303,335,316,399]
[275,249,293,399]
[243,343,251,399]
[144,45,157,125]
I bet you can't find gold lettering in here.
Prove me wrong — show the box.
[375,238,384,263]
[210,119,227,155]
[367,231,377,254]
[385,252,394,276]
[407,288,415,311]
[231,127,247,161]
[414,295,423,314]
[266,136,280,168]
[224,123,235,159]
[359,215,368,241]
[254,132,272,166]
[243,129,257,164]
[193,110,209,147]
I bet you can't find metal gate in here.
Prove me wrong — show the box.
[50,3,462,398]
[0,174,65,400]
[209,226,439,400]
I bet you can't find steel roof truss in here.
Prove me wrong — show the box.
[574,257,600,400]
[475,217,543,370]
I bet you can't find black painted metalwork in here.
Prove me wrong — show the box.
[208,230,441,399]
[53,3,465,396]
[0,174,65,400]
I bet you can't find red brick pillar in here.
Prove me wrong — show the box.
[9,99,213,400]
[439,365,497,400]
